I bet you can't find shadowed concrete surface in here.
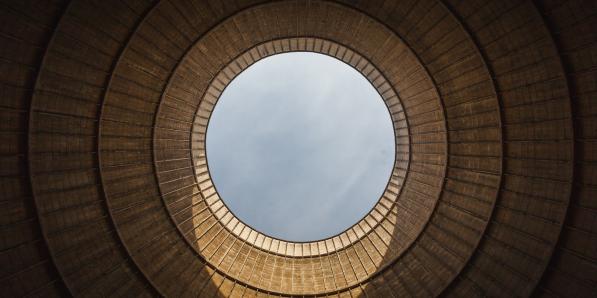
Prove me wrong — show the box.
[0,0,596,297]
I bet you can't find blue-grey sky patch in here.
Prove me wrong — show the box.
[206,52,395,242]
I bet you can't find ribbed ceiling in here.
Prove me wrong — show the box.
[1,0,596,297]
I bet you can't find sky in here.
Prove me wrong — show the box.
[206,52,395,242]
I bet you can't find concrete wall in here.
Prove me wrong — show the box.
[0,0,595,297]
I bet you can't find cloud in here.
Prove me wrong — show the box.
[206,52,395,241]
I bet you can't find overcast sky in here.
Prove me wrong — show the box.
[206,52,395,242]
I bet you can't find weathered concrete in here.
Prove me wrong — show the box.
[0,0,595,297]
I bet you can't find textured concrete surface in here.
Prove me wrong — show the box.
[0,0,595,297]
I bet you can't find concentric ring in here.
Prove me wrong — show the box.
[4,0,588,297]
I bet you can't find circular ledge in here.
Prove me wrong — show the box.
[191,37,408,257]
[151,2,447,294]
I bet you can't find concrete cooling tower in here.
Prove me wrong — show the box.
[1,0,596,297]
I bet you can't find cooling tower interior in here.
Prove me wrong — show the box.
[1,0,596,297]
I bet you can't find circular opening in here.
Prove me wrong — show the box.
[206,52,395,242]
